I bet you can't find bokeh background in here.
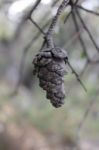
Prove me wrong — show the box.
[0,0,99,149]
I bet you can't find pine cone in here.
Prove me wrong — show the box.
[33,47,68,108]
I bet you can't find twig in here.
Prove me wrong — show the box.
[27,0,41,19]
[67,60,87,92]
[29,18,46,36]
[47,0,70,35]
[71,8,89,59]
[76,8,99,53]
[64,11,71,23]
[45,0,70,48]
[77,5,99,16]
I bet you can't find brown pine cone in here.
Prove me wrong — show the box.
[33,47,68,108]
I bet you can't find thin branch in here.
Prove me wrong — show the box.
[29,18,46,36]
[27,0,41,19]
[77,5,99,16]
[45,0,70,48]
[67,60,87,92]
[76,8,99,53]
[71,9,89,59]
[64,11,71,23]
[47,0,70,35]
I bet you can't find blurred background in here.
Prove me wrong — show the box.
[0,0,99,149]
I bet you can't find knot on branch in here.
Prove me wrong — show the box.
[33,46,68,108]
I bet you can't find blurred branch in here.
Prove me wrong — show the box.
[47,0,69,35]
[71,9,89,59]
[67,60,87,92]
[77,5,99,16]
[5,0,42,42]
[66,7,88,92]
[44,0,70,48]
[27,0,41,19]
[64,0,99,58]
[63,0,99,83]
[64,11,71,23]
[76,8,99,53]
[29,18,46,36]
